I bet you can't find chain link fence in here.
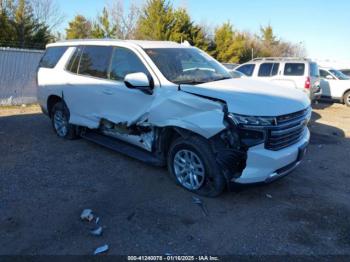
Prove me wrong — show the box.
[0,48,44,106]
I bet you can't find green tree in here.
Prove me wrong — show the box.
[91,7,116,38]
[8,0,52,48]
[190,25,211,52]
[0,2,15,44]
[66,15,92,39]
[169,8,192,42]
[213,22,245,63]
[258,24,279,56]
[135,0,174,40]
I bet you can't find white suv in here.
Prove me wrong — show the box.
[37,40,311,197]
[319,67,350,107]
[235,58,321,101]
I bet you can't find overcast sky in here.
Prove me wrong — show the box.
[58,0,350,61]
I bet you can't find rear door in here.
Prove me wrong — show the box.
[270,62,305,90]
[63,45,114,128]
[257,62,280,81]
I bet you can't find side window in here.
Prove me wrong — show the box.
[320,69,332,79]
[258,63,273,77]
[39,47,68,68]
[78,46,113,79]
[66,46,83,74]
[109,47,149,81]
[258,63,280,77]
[284,63,305,76]
[236,64,255,77]
[271,63,279,76]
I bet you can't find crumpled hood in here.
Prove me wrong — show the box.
[180,78,310,116]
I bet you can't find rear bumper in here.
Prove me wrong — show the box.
[233,128,310,184]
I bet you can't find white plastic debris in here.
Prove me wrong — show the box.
[80,209,94,222]
[94,244,109,255]
[266,194,273,199]
[90,226,103,236]
[95,217,100,224]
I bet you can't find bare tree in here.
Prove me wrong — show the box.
[30,0,65,31]
[109,0,140,39]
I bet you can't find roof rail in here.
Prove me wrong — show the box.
[251,57,310,62]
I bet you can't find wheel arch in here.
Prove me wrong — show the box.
[47,95,63,117]
[342,89,350,103]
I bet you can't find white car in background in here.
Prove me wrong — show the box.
[319,67,350,107]
[235,58,322,101]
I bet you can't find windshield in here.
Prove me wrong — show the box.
[145,48,232,85]
[330,69,350,80]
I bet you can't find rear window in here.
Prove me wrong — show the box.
[236,64,255,77]
[258,63,279,77]
[310,63,320,77]
[39,47,68,68]
[78,46,113,79]
[284,63,305,76]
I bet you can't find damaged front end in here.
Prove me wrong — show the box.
[209,111,270,187]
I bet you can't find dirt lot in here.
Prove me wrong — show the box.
[0,102,349,256]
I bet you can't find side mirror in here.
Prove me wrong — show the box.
[326,75,334,80]
[124,72,154,95]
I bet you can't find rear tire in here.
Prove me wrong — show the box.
[51,102,78,139]
[344,91,350,107]
[167,135,226,197]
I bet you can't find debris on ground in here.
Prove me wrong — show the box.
[318,145,323,149]
[80,209,94,222]
[266,194,273,199]
[95,217,100,224]
[93,244,109,255]
[90,226,103,236]
[192,196,209,216]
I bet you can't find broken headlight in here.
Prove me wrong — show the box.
[228,113,276,127]
[227,113,275,147]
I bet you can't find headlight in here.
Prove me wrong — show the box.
[228,113,276,127]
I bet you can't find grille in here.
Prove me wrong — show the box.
[266,108,311,151]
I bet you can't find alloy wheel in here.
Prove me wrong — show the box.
[173,149,205,190]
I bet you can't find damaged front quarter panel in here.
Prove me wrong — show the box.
[148,87,248,183]
[147,88,226,139]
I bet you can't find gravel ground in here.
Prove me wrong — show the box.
[0,102,349,256]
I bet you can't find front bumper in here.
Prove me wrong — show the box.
[233,128,310,184]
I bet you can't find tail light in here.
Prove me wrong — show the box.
[304,77,311,89]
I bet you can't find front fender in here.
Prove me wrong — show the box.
[148,90,226,139]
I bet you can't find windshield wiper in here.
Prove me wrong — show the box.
[211,76,232,82]
[177,80,206,85]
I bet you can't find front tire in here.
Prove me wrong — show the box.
[167,135,226,197]
[344,91,350,107]
[51,102,78,139]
